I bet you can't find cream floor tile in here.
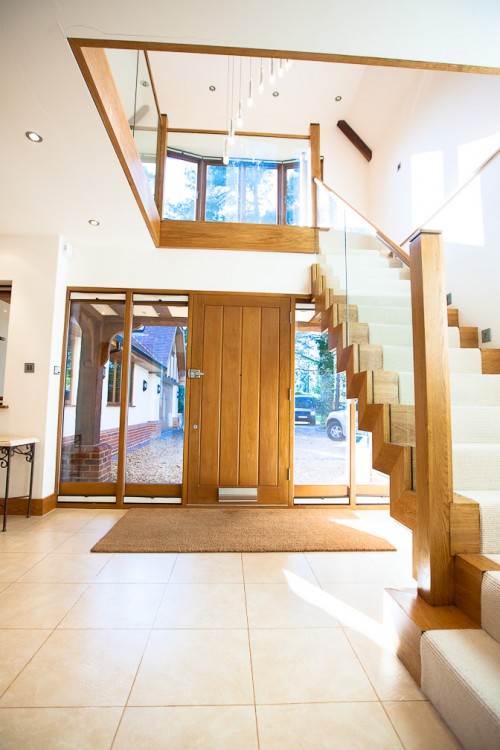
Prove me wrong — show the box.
[366,551,417,587]
[0,629,149,707]
[154,583,247,628]
[0,583,87,628]
[18,553,112,583]
[0,553,47,582]
[35,515,97,532]
[384,701,463,749]
[245,583,340,628]
[0,531,73,553]
[59,583,166,629]
[129,629,254,706]
[96,553,177,583]
[319,582,390,626]
[344,628,424,702]
[257,703,404,749]
[54,532,110,554]
[305,552,393,583]
[242,552,317,584]
[0,582,9,593]
[0,707,122,749]
[170,553,244,583]
[0,630,51,695]
[250,628,377,704]
[79,513,126,533]
[113,706,259,750]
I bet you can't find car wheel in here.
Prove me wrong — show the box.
[326,420,344,441]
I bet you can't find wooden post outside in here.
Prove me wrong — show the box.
[309,123,321,227]
[410,230,454,605]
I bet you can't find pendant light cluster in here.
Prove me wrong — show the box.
[223,56,293,165]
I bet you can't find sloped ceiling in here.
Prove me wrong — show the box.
[0,0,493,249]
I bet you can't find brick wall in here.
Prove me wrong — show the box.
[61,420,164,482]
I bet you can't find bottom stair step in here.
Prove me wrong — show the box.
[421,629,500,750]
[455,491,500,554]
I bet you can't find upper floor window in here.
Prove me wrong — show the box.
[163,133,312,226]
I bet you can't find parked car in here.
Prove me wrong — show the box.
[295,394,317,425]
[325,409,348,440]
[325,408,367,442]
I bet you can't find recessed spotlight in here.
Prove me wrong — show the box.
[335,95,342,102]
[25,131,43,143]
[140,80,150,87]
[88,219,100,227]
[272,91,279,97]
[209,85,216,92]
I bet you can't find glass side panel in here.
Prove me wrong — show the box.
[163,156,198,220]
[124,298,187,486]
[294,310,349,490]
[105,48,159,201]
[61,301,126,486]
[286,164,301,225]
[164,132,311,225]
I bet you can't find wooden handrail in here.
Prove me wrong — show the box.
[400,147,500,247]
[315,178,410,266]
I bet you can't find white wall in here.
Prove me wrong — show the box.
[0,302,10,396]
[367,70,500,344]
[0,235,69,499]
[67,245,314,295]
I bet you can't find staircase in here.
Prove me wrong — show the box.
[313,233,500,750]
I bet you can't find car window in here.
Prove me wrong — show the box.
[296,396,314,408]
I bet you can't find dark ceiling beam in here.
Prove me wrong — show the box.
[337,120,372,162]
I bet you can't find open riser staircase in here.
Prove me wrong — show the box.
[313,233,500,749]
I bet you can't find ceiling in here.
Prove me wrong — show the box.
[0,0,489,251]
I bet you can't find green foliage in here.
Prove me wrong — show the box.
[295,331,346,425]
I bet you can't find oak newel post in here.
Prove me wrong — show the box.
[410,229,454,605]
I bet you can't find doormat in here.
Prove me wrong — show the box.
[91,508,396,553]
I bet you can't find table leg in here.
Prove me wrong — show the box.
[3,447,12,532]
[27,443,35,518]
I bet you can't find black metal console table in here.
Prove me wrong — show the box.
[0,437,38,531]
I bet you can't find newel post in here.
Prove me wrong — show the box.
[410,229,454,605]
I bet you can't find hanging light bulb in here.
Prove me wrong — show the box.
[278,59,284,78]
[269,59,276,84]
[236,57,244,127]
[258,58,265,94]
[247,59,254,108]
[222,137,229,165]
[285,58,292,71]
[229,117,236,144]
[236,101,243,128]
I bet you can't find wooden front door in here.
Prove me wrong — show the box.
[187,293,292,504]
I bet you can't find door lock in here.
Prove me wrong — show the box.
[188,369,204,379]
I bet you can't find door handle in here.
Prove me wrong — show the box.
[188,369,204,379]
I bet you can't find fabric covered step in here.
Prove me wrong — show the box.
[369,324,461,348]
[452,445,500,491]
[454,491,500,554]
[382,346,482,375]
[452,406,500,443]
[450,374,500,407]
[349,293,411,308]
[357,305,413,325]
[482,572,500,643]
[421,628,500,750]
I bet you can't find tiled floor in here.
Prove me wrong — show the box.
[0,508,463,749]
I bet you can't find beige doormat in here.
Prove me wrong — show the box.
[91,508,396,553]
